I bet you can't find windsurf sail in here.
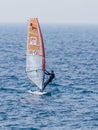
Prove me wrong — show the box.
[26,18,45,90]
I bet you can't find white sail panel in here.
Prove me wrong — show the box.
[26,57,44,89]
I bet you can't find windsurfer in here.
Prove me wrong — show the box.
[41,70,55,92]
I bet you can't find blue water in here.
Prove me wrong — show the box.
[0,24,98,130]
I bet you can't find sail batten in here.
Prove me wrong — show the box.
[26,18,45,90]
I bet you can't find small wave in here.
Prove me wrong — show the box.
[81,90,94,94]
[50,82,63,87]
[1,75,19,81]
[10,127,39,130]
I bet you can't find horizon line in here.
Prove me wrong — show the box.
[0,21,98,26]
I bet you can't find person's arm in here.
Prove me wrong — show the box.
[45,70,50,75]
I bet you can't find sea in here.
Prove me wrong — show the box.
[0,23,98,130]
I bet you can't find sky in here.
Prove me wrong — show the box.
[0,0,98,24]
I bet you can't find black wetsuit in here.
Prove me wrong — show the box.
[42,70,55,91]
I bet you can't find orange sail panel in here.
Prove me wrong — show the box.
[26,18,45,90]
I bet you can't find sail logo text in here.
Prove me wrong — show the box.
[30,23,37,30]
[30,37,37,45]
[29,50,38,55]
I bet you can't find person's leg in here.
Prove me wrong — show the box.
[42,80,50,91]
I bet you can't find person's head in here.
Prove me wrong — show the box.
[51,70,54,73]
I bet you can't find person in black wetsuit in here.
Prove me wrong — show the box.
[42,70,55,92]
